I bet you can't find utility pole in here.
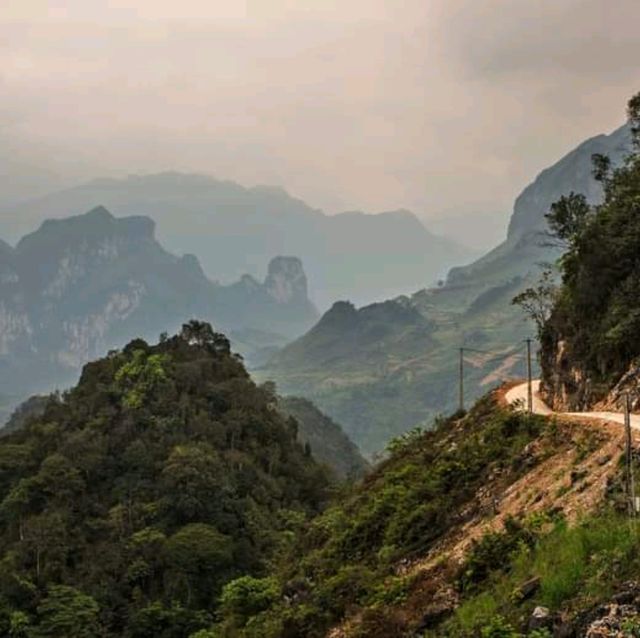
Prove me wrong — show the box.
[624,392,637,518]
[459,347,464,412]
[526,338,533,414]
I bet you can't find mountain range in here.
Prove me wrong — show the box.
[0,124,633,454]
[260,124,634,456]
[0,207,318,411]
[1,173,475,308]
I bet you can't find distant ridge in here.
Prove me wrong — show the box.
[0,207,318,406]
[261,122,636,455]
[3,173,475,308]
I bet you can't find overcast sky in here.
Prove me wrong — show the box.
[2,0,639,248]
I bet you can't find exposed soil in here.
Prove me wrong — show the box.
[327,384,638,637]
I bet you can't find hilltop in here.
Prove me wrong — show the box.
[0,322,330,636]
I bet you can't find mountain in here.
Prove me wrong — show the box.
[539,115,640,412]
[272,300,433,372]
[261,123,635,456]
[447,123,632,293]
[278,396,369,480]
[508,123,632,238]
[1,173,475,308]
[210,390,636,637]
[0,324,330,637]
[0,207,318,404]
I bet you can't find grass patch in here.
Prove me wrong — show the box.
[445,513,640,636]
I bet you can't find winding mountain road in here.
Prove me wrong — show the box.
[506,379,640,429]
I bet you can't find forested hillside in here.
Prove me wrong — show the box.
[206,390,637,637]
[277,396,369,480]
[540,93,640,410]
[0,322,329,637]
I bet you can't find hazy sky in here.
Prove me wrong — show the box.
[2,1,639,248]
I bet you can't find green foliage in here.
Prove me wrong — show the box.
[541,91,640,389]
[219,576,280,624]
[8,611,30,638]
[385,426,424,455]
[545,191,592,247]
[0,323,330,637]
[214,395,546,637]
[115,349,169,409]
[512,269,558,337]
[621,617,640,636]
[479,616,520,638]
[34,585,100,638]
[277,396,369,480]
[459,517,539,592]
[446,513,639,636]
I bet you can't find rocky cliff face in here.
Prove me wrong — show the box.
[507,124,632,239]
[0,207,318,406]
[3,172,475,307]
[539,338,593,411]
[448,124,632,292]
[264,256,308,304]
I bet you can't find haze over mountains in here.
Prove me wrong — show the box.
[1,175,475,309]
[0,207,318,415]
[262,123,634,455]
[0,122,633,455]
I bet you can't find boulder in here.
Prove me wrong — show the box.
[528,606,552,631]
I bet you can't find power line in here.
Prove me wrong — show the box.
[456,339,539,413]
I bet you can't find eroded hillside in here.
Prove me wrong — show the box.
[209,388,637,637]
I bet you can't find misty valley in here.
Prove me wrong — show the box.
[2,5,640,637]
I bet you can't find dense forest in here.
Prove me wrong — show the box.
[0,322,330,637]
[208,397,549,637]
[540,92,640,406]
[277,396,369,480]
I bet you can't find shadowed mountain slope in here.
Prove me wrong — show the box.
[0,207,318,404]
[2,173,474,308]
[262,124,634,455]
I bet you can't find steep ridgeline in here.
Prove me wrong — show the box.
[0,324,330,637]
[262,124,634,456]
[540,102,640,412]
[208,391,638,638]
[2,173,474,308]
[0,207,318,402]
[278,396,369,480]
[447,123,632,293]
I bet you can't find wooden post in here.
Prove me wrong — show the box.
[459,347,464,412]
[625,393,637,517]
[526,338,533,414]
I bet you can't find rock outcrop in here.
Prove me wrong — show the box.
[264,256,309,304]
[0,207,318,408]
[508,124,632,239]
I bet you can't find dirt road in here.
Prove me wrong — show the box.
[506,379,640,428]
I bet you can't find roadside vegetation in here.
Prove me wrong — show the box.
[441,511,640,636]
[534,92,640,397]
[208,396,547,637]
